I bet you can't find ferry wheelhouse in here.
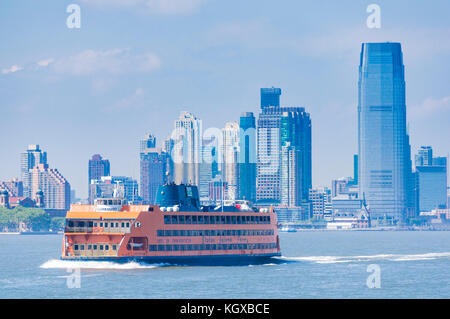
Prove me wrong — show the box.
[62,183,281,265]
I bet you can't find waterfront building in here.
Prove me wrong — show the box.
[358,42,413,225]
[29,164,71,210]
[309,187,332,220]
[279,110,312,206]
[88,154,110,204]
[140,135,168,205]
[21,145,47,198]
[239,112,257,203]
[415,147,447,212]
[256,101,311,205]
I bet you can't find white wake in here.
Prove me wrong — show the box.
[40,259,170,270]
[277,252,450,264]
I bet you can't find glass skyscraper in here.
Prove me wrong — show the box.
[239,112,256,203]
[358,42,413,225]
[260,87,281,110]
[257,87,312,205]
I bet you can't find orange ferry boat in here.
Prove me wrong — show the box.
[62,183,281,265]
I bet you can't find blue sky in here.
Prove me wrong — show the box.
[1,0,450,198]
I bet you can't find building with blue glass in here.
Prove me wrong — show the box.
[239,112,256,203]
[414,146,448,212]
[358,42,414,225]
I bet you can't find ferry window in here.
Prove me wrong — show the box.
[88,221,93,227]
[104,222,108,227]
[94,222,97,227]
[93,245,97,250]
[192,215,197,224]
[115,223,118,227]
[99,245,104,250]
[121,222,125,227]
[198,216,203,224]
[204,216,210,224]
[215,216,221,224]
[79,221,85,227]
[164,216,170,224]
[237,216,241,224]
[226,216,231,224]
[186,187,193,197]
[220,216,226,224]
[185,215,191,224]
[68,221,74,227]
[80,245,85,250]
[171,215,178,224]
[88,245,92,250]
[179,215,185,224]
[105,245,109,251]
[232,216,236,224]
[74,245,78,250]
[100,222,103,227]
[126,222,130,228]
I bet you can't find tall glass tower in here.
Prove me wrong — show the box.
[358,42,412,225]
[239,112,256,202]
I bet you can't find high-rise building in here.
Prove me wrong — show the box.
[199,136,220,201]
[358,42,413,225]
[261,87,281,110]
[222,122,240,200]
[257,106,282,203]
[88,154,110,204]
[280,109,312,206]
[239,112,256,203]
[309,188,332,220]
[140,135,168,205]
[29,164,71,210]
[415,147,447,212]
[256,87,312,206]
[415,146,433,167]
[171,112,202,185]
[140,134,156,153]
[21,145,47,197]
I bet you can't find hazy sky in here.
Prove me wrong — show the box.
[1,0,450,198]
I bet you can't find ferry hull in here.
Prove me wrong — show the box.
[61,252,282,266]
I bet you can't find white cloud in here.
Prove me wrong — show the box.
[37,58,54,67]
[2,64,23,74]
[81,0,206,15]
[410,96,450,119]
[52,49,161,75]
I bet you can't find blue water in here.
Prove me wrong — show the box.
[0,231,449,298]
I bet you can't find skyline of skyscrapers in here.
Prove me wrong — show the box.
[1,41,448,226]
